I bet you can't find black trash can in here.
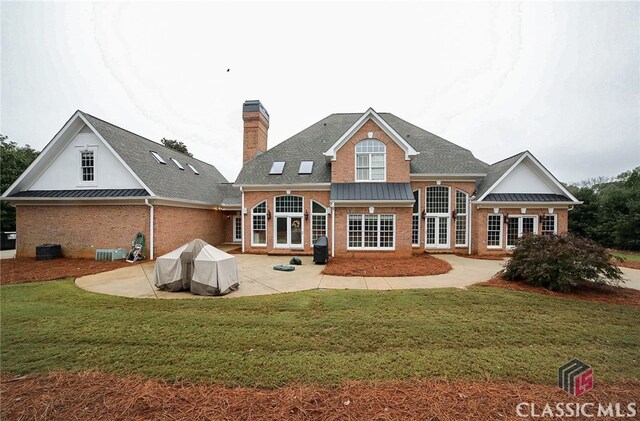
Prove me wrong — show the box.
[313,236,328,264]
[1,232,16,250]
[36,244,62,260]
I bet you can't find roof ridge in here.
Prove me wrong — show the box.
[79,110,221,170]
[490,150,527,166]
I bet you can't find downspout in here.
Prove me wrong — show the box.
[468,196,475,255]
[145,199,154,260]
[331,202,335,257]
[241,187,245,253]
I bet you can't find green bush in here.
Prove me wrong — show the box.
[503,234,624,292]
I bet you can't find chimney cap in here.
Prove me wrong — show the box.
[243,100,269,120]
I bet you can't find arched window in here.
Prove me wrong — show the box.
[425,186,450,248]
[355,140,385,181]
[251,201,267,246]
[311,201,327,244]
[455,190,468,246]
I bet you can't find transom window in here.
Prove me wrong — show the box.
[426,186,449,214]
[251,201,267,246]
[355,140,385,181]
[81,151,95,182]
[311,201,327,244]
[348,214,394,249]
[275,196,303,214]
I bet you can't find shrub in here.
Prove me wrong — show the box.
[503,234,624,292]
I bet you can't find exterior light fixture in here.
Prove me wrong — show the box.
[304,210,309,220]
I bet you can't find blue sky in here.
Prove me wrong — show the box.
[1,1,638,183]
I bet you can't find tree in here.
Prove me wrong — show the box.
[161,138,192,157]
[1,135,40,231]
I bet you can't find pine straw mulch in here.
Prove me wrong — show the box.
[2,372,638,421]
[322,254,452,277]
[477,275,640,307]
[0,258,137,285]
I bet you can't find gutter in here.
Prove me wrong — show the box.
[145,199,154,260]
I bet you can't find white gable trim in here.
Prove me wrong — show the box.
[2,111,155,198]
[323,108,418,161]
[477,151,579,203]
[78,113,155,196]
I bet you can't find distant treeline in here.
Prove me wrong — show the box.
[568,168,640,251]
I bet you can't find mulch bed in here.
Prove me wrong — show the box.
[0,258,136,285]
[615,259,640,270]
[477,275,640,307]
[322,254,452,277]
[454,253,509,261]
[2,372,638,420]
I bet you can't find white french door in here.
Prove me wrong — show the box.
[275,216,303,248]
[425,216,450,248]
[233,216,242,243]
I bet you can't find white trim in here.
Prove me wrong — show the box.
[332,199,414,207]
[310,199,328,245]
[323,108,418,161]
[273,195,304,249]
[234,183,331,191]
[346,213,396,251]
[505,215,539,249]
[354,139,386,182]
[233,215,242,243]
[454,189,468,247]
[78,113,156,196]
[541,213,557,235]
[76,145,98,187]
[412,189,420,247]
[424,185,451,249]
[250,200,268,247]
[410,174,486,181]
[473,201,577,207]
[477,152,580,203]
[487,213,503,249]
[241,188,245,253]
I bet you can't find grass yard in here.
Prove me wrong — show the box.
[612,251,640,262]
[1,280,639,388]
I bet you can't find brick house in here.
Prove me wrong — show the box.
[2,101,580,259]
[235,101,580,257]
[1,111,241,258]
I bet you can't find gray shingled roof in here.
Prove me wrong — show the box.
[81,112,240,205]
[475,152,527,199]
[331,183,413,201]
[235,112,489,186]
[484,193,571,202]
[9,189,149,198]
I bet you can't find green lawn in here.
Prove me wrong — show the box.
[612,251,640,262]
[1,280,639,387]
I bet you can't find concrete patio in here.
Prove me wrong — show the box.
[75,254,510,299]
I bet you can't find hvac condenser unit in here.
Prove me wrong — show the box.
[95,248,127,261]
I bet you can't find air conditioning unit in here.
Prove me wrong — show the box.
[95,248,127,261]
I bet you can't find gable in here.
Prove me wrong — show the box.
[324,108,418,161]
[492,159,562,194]
[30,125,143,190]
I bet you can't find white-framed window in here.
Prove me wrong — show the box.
[251,201,267,246]
[347,214,395,250]
[487,214,503,248]
[455,190,468,247]
[412,189,420,247]
[355,139,386,181]
[233,215,242,243]
[541,214,557,236]
[274,195,304,248]
[506,216,538,248]
[425,186,450,248]
[311,200,327,244]
[81,151,95,182]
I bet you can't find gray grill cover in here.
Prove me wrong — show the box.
[153,239,240,296]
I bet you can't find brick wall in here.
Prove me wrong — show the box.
[242,190,331,254]
[410,181,476,252]
[153,205,225,255]
[16,204,149,258]
[332,206,413,257]
[471,206,569,254]
[332,120,410,183]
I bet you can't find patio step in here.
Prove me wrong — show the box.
[267,250,313,256]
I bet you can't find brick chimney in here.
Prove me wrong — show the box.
[242,100,269,164]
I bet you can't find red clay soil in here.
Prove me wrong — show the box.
[478,275,640,307]
[2,372,638,421]
[616,259,640,270]
[322,254,452,277]
[0,258,137,285]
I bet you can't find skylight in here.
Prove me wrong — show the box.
[270,161,285,175]
[150,151,166,164]
[299,160,314,174]
[187,163,199,175]
[171,158,184,170]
